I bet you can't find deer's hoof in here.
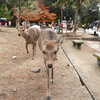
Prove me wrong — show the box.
[51,80,54,83]
[67,64,69,66]
[46,96,51,100]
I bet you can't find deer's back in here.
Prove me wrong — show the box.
[38,28,58,51]
[27,25,41,41]
[41,28,57,40]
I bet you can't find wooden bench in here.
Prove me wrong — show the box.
[93,53,100,66]
[72,40,84,49]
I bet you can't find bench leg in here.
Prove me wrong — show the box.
[97,59,100,67]
[73,42,76,46]
[77,44,81,49]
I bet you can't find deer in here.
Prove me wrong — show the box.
[38,28,66,100]
[18,25,41,59]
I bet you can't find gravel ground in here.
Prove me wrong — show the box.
[0,27,93,100]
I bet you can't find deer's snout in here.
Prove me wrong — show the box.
[18,34,21,36]
[48,64,52,68]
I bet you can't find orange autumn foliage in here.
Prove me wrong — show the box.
[13,3,56,22]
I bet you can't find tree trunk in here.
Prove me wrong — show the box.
[73,9,78,33]
[17,0,21,27]
[60,6,63,34]
[25,16,27,29]
[61,6,63,23]
[97,20,100,31]
[16,19,18,29]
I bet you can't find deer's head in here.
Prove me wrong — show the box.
[18,26,25,36]
[42,37,66,68]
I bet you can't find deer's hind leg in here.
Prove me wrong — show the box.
[32,42,36,60]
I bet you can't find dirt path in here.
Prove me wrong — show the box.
[0,27,32,74]
[0,27,92,100]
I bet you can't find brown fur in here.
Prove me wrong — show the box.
[44,40,57,50]
[38,28,66,100]
[18,25,41,59]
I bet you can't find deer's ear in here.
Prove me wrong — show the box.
[56,37,66,46]
[18,26,25,31]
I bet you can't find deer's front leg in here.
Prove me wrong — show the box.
[26,43,29,53]
[44,60,47,72]
[46,68,51,100]
[51,67,54,83]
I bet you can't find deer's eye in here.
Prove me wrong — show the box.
[54,51,57,54]
[43,51,46,54]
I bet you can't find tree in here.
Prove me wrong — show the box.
[79,0,99,24]
[0,4,12,20]
[13,3,56,23]
[6,0,35,27]
[63,5,75,21]
[13,0,39,28]
[53,0,93,33]
[38,0,61,21]
[38,4,56,22]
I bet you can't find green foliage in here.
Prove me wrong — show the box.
[0,4,12,20]
[53,0,70,7]
[63,6,75,20]
[0,0,6,7]
[52,0,96,32]
[5,0,36,25]
[79,0,100,24]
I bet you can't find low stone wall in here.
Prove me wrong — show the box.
[82,37,100,41]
